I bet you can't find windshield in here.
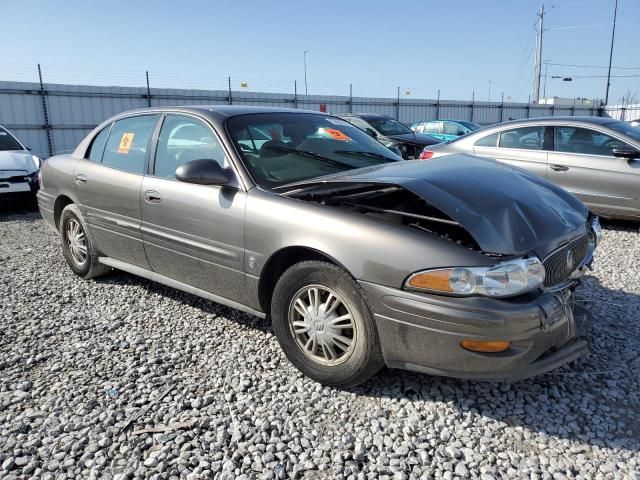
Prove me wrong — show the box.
[366,117,413,136]
[0,127,24,151]
[458,121,481,131]
[607,121,640,142]
[227,113,400,189]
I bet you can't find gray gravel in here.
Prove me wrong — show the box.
[1,209,639,480]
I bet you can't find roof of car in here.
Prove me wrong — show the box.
[496,115,618,126]
[342,113,393,120]
[112,105,327,120]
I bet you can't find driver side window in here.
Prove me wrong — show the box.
[154,115,226,179]
[554,127,625,157]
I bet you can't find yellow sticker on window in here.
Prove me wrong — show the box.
[117,133,135,154]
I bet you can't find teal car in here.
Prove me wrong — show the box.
[411,120,481,142]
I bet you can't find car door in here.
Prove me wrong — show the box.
[73,114,159,267]
[140,113,247,303]
[424,121,445,141]
[478,125,549,179]
[442,121,464,141]
[548,126,640,218]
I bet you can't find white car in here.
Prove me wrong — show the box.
[0,125,41,199]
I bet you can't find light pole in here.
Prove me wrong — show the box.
[542,60,552,99]
[604,0,618,105]
[303,50,309,96]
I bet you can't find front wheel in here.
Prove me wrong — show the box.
[271,261,384,388]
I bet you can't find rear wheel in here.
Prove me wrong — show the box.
[271,261,384,387]
[59,204,110,279]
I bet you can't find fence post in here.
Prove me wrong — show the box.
[470,91,475,122]
[395,87,400,120]
[228,76,233,105]
[527,95,531,118]
[570,97,575,117]
[294,80,298,109]
[435,89,440,119]
[37,64,53,157]
[500,92,504,122]
[348,83,353,113]
[145,71,152,107]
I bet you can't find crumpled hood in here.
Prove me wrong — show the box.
[386,132,441,146]
[288,155,588,255]
[0,150,36,175]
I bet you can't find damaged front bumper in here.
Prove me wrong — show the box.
[360,281,591,382]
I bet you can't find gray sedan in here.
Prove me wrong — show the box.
[38,106,598,387]
[421,116,640,220]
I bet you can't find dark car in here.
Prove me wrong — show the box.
[38,106,597,387]
[340,113,441,159]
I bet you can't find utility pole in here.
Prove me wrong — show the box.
[533,4,545,104]
[303,50,309,95]
[604,0,618,105]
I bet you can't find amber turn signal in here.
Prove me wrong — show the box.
[460,340,511,353]
[406,270,453,292]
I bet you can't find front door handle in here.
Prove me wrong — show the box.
[550,164,569,172]
[144,190,162,204]
[75,174,87,185]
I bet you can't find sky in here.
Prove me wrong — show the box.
[2,0,638,104]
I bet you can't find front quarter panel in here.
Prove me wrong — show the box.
[245,188,495,289]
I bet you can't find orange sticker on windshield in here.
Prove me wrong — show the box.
[117,133,135,154]
[323,128,351,141]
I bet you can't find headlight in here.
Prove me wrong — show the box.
[405,257,545,298]
[31,155,41,170]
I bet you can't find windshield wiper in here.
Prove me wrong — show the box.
[264,145,354,168]
[334,150,394,161]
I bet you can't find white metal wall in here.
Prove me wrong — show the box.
[0,80,601,158]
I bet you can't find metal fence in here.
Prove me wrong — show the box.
[0,77,605,159]
[602,103,640,122]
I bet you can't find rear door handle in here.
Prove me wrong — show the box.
[144,190,161,204]
[75,174,87,185]
[550,164,569,172]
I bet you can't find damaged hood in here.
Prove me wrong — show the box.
[283,155,588,255]
[0,150,37,175]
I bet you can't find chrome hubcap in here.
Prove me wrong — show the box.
[288,285,356,366]
[66,218,87,265]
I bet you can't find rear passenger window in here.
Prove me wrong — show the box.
[154,115,226,179]
[86,124,111,162]
[474,132,498,147]
[101,115,159,174]
[498,126,544,150]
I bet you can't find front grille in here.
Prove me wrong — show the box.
[543,234,590,288]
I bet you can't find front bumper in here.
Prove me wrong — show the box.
[360,281,591,382]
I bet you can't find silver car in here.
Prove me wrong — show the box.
[0,125,42,199]
[421,116,640,220]
[38,106,599,387]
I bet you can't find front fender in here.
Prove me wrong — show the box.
[245,189,494,290]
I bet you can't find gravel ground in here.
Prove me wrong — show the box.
[1,207,639,480]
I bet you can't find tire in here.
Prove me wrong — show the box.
[271,261,384,388]
[59,204,111,280]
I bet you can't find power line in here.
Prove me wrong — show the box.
[550,0,608,8]
[549,62,640,70]
[545,22,623,31]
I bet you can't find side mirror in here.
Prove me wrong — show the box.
[365,127,378,138]
[612,148,640,159]
[175,159,230,185]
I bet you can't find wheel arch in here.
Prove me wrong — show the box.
[258,246,352,313]
[53,194,75,231]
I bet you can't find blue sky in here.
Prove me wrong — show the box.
[2,0,638,103]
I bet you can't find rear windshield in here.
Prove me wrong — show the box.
[227,112,399,189]
[0,127,24,151]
